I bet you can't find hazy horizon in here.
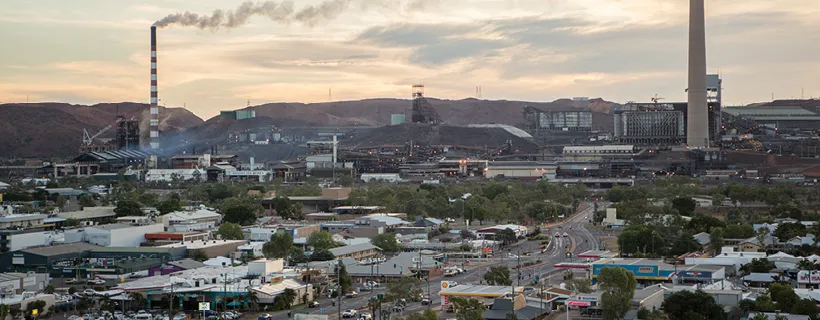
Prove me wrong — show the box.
[2,0,819,119]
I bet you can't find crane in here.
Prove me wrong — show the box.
[82,124,114,146]
[651,94,665,103]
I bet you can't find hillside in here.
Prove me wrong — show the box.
[219,97,616,129]
[0,103,203,158]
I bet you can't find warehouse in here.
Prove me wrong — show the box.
[0,243,183,275]
[81,223,164,247]
[483,161,557,180]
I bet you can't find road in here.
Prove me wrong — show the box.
[263,202,609,320]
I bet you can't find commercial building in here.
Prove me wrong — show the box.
[160,208,222,232]
[0,230,65,253]
[159,239,247,258]
[247,225,320,242]
[484,161,557,180]
[265,188,352,213]
[590,258,725,284]
[144,232,209,245]
[0,272,49,293]
[0,243,183,275]
[476,225,529,239]
[0,214,47,229]
[146,258,206,276]
[81,223,164,247]
[145,169,204,183]
[328,243,380,261]
[439,282,521,306]
[57,207,117,224]
[225,170,273,182]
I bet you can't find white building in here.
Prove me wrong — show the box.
[145,169,204,183]
[83,223,164,247]
[225,170,273,182]
[160,208,222,232]
[0,214,47,228]
[0,230,65,252]
[248,259,285,276]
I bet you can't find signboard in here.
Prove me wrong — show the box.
[441,281,457,289]
[12,255,24,265]
[198,302,210,311]
[22,277,36,288]
[443,295,449,305]
[0,280,20,292]
[679,271,712,279]
[578,296,598,302]
[798,270,820,284]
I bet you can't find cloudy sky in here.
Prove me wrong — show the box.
[1,0,818,119]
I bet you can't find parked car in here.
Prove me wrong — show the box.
[82,289,97,296]
[309,301,320,308]
[87,279,106,285]
[65,278,78,284]
[365,280,379,288]
[257,314,272,320]
[341,310,358,318]
[421,298,431,305]
[358,313,373,320]
[345,291,358,298]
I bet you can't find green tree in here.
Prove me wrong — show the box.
[768,282,798,312]
[725,224,755,239]
[263,231,294,259]
[686,214,726,234]
[156,198,183,215]
[309,249,335,261]
[288,247,309,264]
[77,194,96,208]
[216,222,244,240]
[450,297,485,320]
[483,266,512,286]
[188,249,210,262]
[137,193,158,207]
[338,262,353,294]
[791,298,819,319]
[598,267,637,320]
[25,300,46,316]
[386,277,423,302]
[307,231,339,250]
[671,197,697,216]
[403,309,439,320]
[45,284,55,294]
[709,227,725,252]
[661,290,723,320]
[0,304,9,320]
[496,228,517,245]
[113,200,142,217]
[371,233,402,253]
[773,223,808,240]
[669,231,701,256]
[220,197,261,225]
[741,258,774,274]
[565,278,593,294]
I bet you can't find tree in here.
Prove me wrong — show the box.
[281,288,297,309]
[156,198,183,215]
[264,231,294,259]
[288,247,309,264]
[661,290,723,320]
[216,222,244,240]
[725,224,755,239]
[309,249,335,262]
[450,297,485,320]
[709,227,725,253]
[669,231,701,256]
[774,223,808,241]
[77,194,96,208]
[671,197,697,216]
[483,266,512,286]
[460,229,476,240]
[496,229,517,246]
[686,214,726,234]
[188,249,209,262]
[403,309,439,320]
[338,262,353,294]
[756,226,771,251]
[386,277,423,302]
[791,299,819,319]
[45,284,55,294]
[768,282,798,312]
[0,304,9,320]
[220,197,261,225]
[371,233,402,253]
[137,193,158,207]
[741,258,774,274]
[598,267,637,320]
[114,200,142,217]
[307,231,339,250]
[55,196,67,209]
[565,278,593,294]
[25,300,46,316]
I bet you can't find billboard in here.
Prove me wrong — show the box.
[798,270,820,284]
[679,271,712,279]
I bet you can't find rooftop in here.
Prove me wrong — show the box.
[328,243,380,257]
[0,213,47,223]
[159,239,246,250]
[22,243,101,257]
[440,285,518,297]
[164,209,221,222]
[87,223,149,231]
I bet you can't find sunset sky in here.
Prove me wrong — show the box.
[1,0,818,119]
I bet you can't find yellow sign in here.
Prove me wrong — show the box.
[31,310,38,316]
[441,282,450,289]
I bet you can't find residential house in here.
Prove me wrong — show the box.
[413,217,445,228]
[328,243,380,261]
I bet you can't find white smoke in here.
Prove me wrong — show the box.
[154,0,443,30]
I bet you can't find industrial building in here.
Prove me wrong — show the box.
[522,106,593,133]
[219,109,256,120]
[613,101,721,146]
[0,242,183,275]
[54,150,150,176]
[722,104,820,134]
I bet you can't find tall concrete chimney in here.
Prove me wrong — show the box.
[686,0,709,148]
[150,26,160,150]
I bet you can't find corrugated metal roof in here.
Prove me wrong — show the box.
[22,243,101,257]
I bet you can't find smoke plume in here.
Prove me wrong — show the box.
[154,0,444,30]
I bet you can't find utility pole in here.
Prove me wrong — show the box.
[336,265,342,320]
[517,247,522,287]
[222,273,228,311]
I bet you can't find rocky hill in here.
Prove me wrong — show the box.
[0,103,203,158]
[230,97,616,128]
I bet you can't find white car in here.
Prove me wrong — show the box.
[365,280,380,288]
[87,279,106,285]
[341,310,358,318]
[508,253,519,259]
[358,313,373,320]
[82,289,97,296]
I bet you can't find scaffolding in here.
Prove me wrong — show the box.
[410,85,442,124]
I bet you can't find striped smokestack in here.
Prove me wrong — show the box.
[150,25,160,150]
